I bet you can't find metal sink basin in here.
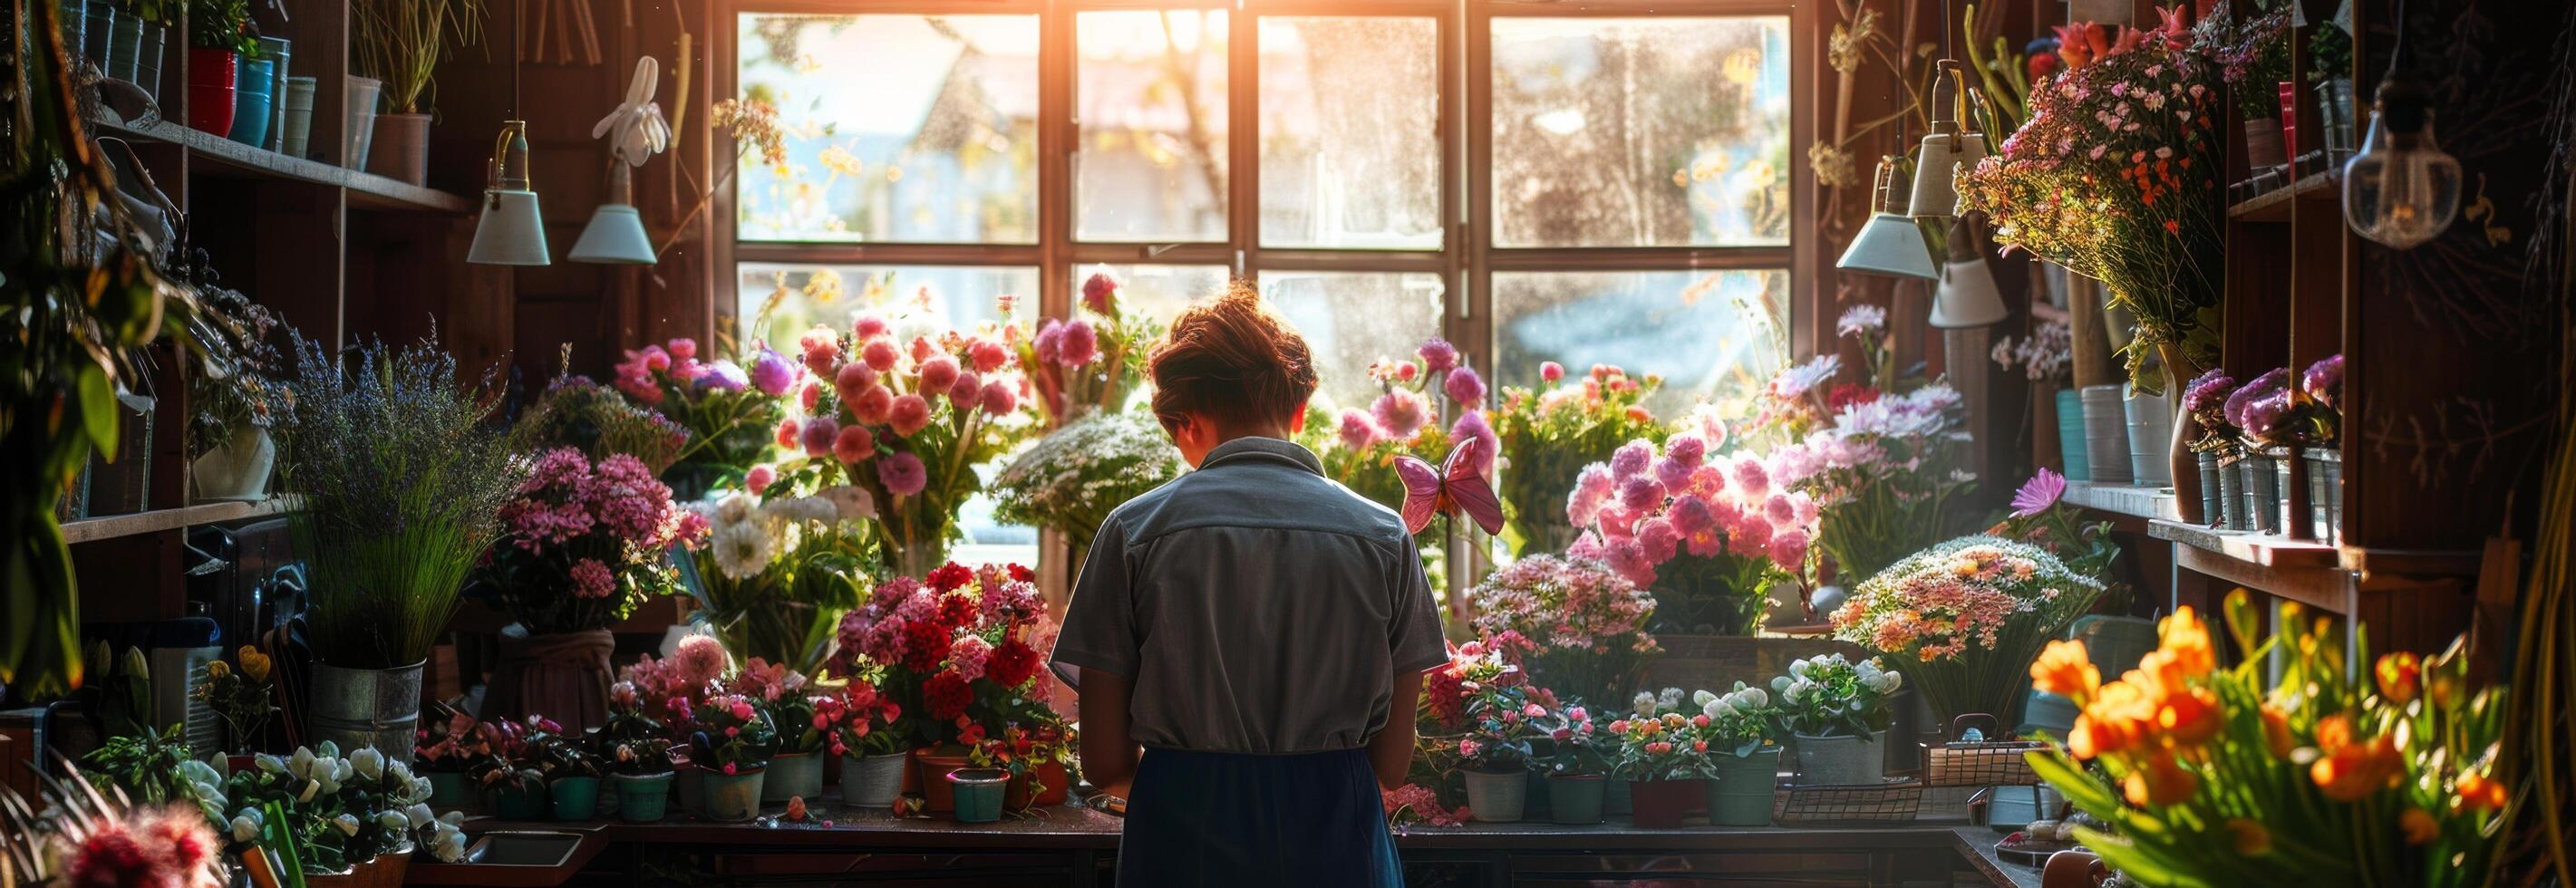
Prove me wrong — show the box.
[459,830,586,867]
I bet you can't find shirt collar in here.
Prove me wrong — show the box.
[1200,436,1324,476]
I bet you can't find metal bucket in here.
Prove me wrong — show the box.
[309,661,423,763]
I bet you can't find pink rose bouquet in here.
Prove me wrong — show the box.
[1564,431,1818,636]
[1828,536,2104,727]
[477,448,709,634]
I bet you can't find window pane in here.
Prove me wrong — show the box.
[1259,17,1440,250]
[1493,270,1791,415]
[1077,10,1229,243]
[1489,17,1792,247]
[736,264,1035,352]
[1256,271,1446,412]
[734,14,1039,244]
[1079,264,1231,323]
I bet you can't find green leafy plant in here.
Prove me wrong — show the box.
[80,725,223,817]
[186,0,257,54]
[1768,653,1903,739]
[275,334,523,671]
[3,1,205,698]
[1491,364,1664,555]
[512,373,689,474]
[352,0,485,114]
[1537,704,1615,777]
[194,644,280,748]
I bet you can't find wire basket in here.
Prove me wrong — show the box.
[1922,741,2046,787]
[1771,780,1925,824]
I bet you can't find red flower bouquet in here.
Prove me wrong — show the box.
[833,562,1058,751]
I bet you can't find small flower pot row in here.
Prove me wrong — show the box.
[1462,748,1782,828]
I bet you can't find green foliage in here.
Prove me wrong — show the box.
[187,0,257,54]
[1490,371,1665,555]
[275,334,523,670]
[513,376,688,474]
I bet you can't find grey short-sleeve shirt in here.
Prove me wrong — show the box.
[1048,436,1451,755]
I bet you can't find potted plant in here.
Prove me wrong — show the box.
[525,718,602,822]
[1466,553,1661,709]
[689,691,779,822]
[2193,0,2292,169]
[2027,593,2506,884]
[831,562,1052,813]
[186,286,292,502]
[275,335,522,761]
[783,311,1037,576]
[2228,368,2297,533]
[1491,362,1664,555]
[2298,354,2343,541]
[604,735,675,823]
[412,712,488,812]
[1829,536,2107,729]
[79,724,225,817]
[1536,704,1612,825]
[2307,24,2357,157]
[968,721,1074,812]
[194,644,279,756]
[1694,684,1783,826]
[350,0,482,185]
[678,486,873,672]
[1448,646,1545,823]
[824,676,915,810]
[1769,653,1901,786]
[183,0,254,135]
[225,741,437,882]
[731,660,827,804]
[1606,694,1707,829]
[473,445,705,733]
[2180,370,2247,527]
[612,337,790,498]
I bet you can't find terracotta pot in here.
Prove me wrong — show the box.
[1001,761,1070,811]
[365,111,431,185]
[481,629,615,734]
[1627,778,1701,828]
[915,751,971,813]
[1031,761,1069,806]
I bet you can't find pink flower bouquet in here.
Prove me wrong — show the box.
[1564,431,1818,635]
[1466,554,1660,709]
[477,448,709,634]
[832,563,1057,752]
[1299,337,1496,515]
[1491,362,1664,554]
[1828,536,2104,727]
[1016,272,1167,428]
[1765,383,1972,582]
[612,337,792,497]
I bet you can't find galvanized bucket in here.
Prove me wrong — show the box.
[309,661,423,764]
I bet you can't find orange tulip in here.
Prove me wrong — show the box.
[2259,705,2294,758]
[2399,807,2438,845]
[2375,652,2420,704]
[2158,607,2216,678]
[2156,688,2223,748]
[2123,756,2197,807]
[2310,723,2402,802]
[2068,713,2126,760]
[2455,770,2508,812]
[2031,639,2101,703]
[2226,818,2271,855]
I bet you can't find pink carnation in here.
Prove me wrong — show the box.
[1055,321,1099,366]
[968,338,1012,373]
[861,339,900,372]
[979,380,1019,416]
[1371,390,1430,439]
[920,355,961,395]
[667,339,698,361]
[854,315,889,340]
[1081,273,1119,315]
[1442,365,1487,407]
[1540,361,1565,382]
[852,385,895,425]
[835,362,876,406]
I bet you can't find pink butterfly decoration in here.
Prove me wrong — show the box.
[1395,437,1505,536]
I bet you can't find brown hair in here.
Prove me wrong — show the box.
[1148,281,1317,435]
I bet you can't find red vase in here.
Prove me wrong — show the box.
[1627,778,1701,828]
[187,48,237,135]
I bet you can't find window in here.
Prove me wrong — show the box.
[719,1,1803,567]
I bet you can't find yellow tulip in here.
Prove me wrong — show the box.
[207,660,232,680]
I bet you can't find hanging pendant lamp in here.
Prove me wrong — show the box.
[1929,217,2008,328]
[573,56,672,265]
[1910,60,1988,220]
[1837,156,1940,280]
[468,120,549,265]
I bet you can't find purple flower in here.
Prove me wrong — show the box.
[799,416,839,458]
[694,360,751,392]
[1617,476,1664,512]
[748,349,797,396]
[876,451,928,497]
[1609,439,1654,480]
[2301,354,2343,411]
[1336,409,1382,450]
[1417,338,1458,374]
[1442,365,1487,407]
[2009,468,2068,517]
[2242,387,2295,441]
[2224,368,2291,430]
[1665,435,1706,468]
[2182,368,2236,414]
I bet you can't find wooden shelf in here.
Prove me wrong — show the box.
[2227,169,2338,222]
[63,497,296,545]
[2062,480,2182,522]
[2151,518,2351,610]
[92,116,473,214]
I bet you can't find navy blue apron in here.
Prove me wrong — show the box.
[1118,747,1404,887]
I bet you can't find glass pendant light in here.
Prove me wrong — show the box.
[1837,156,1941,280]
[2340,77,2458,249]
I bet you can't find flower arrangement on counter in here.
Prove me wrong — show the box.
[1491,362,1664,554]
[614,337,793,498]
[1766,379,1971,584]
[684,691,782,777]
[1301,337,1495,514]
[220,741,465,872]
[681,487,874,672]
[477,448,710,634]
[2027,593,2506,886]
[824,674,916,759]
[1465,553,1659,709]
[2183,367,2244,456]
[1564,431,1817,635]
[1831,536,2106,728]
[1017,273,1165,427]
[1958,5,2225,391]
[991,410,1186,555]
[778,307,1035,575]
[833,562,1057,751]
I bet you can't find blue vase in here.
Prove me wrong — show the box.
[2054,388,2090,481]
[228,57,274,147]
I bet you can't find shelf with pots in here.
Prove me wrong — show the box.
[90,115,472,214]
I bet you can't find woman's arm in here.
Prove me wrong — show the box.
[1077,668,1141,797]
[1367,669,1426,791]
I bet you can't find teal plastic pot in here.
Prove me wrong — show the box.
[2055,389,2091,480]
[548,776,600,822]
[1545,774,1606,825]
[486,782,548,820]
[228,57,274,147]
[615,773,673,823]
[947,767,1010,824]
[1705,748,1782,826]
[702,767,767,822]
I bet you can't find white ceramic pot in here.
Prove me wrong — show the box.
[1791,731,1886,786]
[841,752,909,810]
[191,426,275,501]
[1463,767,1529,823]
